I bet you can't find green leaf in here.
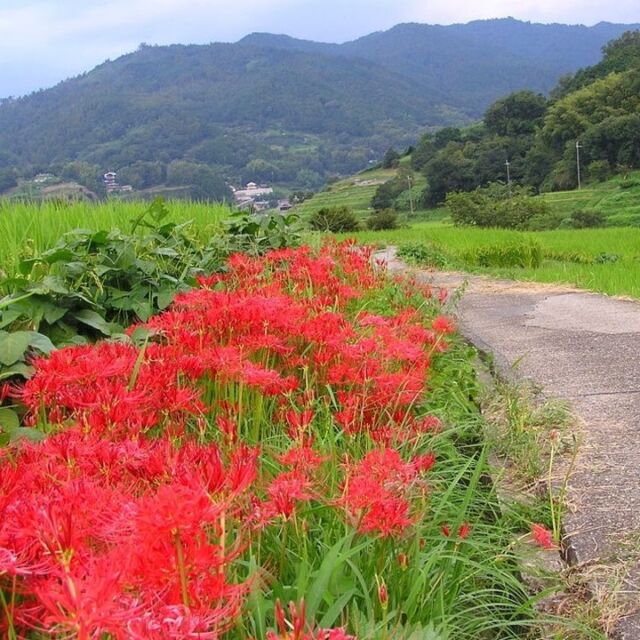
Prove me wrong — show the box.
[318,588,357,628]
[0,363,35,380]
[0,331,33,365]
[26,332,56,354]
[11,427,46,442]
[74,310,112,335]
[41,275,69,295]
[156,288,175,310]
[0,309,22,329]
[132,301,153,322]
[44,304,68,325]
[0,407,20,432]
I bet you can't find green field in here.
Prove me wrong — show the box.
[294,164,640,298]
[0,200,227,275]
[294,167,398,217]
[540,172,640,226]
[343,222,640,298]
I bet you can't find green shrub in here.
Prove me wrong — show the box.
[619,179,640,189]
[595,252,620,264]
[366,208,399,231]
[224,210,301,253]
[464,240,542,269]
[308,206,359,232]
[526,212,564,231]
[447,183,550,230]
[397,242,451,269]
[587,160,611,182]
[544,250,593,264]
[568,209,606,228]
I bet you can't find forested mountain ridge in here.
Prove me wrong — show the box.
[0,18,638,196]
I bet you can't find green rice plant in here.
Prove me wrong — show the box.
[463,241,542,269]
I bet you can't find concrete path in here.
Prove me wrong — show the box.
[380,248,640,639]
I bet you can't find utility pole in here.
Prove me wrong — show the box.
[576,141,582,190]
[505,159,512,197]
[407,174,415,216]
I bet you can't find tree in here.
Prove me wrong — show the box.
[0,168,17,194]
[371,176,406,210]
[422,144,475,205]
[484,91,547,137]
[381,147,400,169]
[447,183,550,229]
[166,161,231,201]
[582,113,640,168]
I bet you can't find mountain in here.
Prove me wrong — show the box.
[242,19,640,112]
[0,18,638,192]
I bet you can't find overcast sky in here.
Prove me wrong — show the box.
[1,0,639,98]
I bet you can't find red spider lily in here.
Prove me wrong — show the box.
[340,448,431,538]
[2,242,454,636]
[278,442,327,473]
[432,315,456,335]
[531,524,556,550]
[285,408,315,440]
[441,523,472,540]
[267,600,356,640]
[259,470,316,522]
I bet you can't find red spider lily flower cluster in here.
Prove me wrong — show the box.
[267,600,355,640]
[1,242,455,638]
[530,524,556,550]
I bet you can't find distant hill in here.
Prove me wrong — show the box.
[241,19,640,112]
[0,18,638,192]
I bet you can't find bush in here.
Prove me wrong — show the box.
[464,240,542,269]
[397,242,451,269]
[367,208,399,231]
[447,183,550,230]
[619,178,640,189]
[587,160,611,183]
[526,212,564,231]
[568,209,606,228]
[308,206,359,232]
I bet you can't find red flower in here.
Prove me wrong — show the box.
[531,524,556,549]
[432,316,455,334]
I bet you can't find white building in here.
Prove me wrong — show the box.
[233,182,273,206]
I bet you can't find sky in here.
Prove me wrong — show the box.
[1,0,639,99]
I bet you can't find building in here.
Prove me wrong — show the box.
[232,182,274,207]
[103,171,133,194]
[103,171,119,193]
[33,173,55,184]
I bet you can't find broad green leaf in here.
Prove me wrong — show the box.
[132,301,153,322]
[0,309,22,329]
[0,331,32,365]
[11,427,46,443]
[26,332,56,354]
[94,265,114,277]
[74,310,112,335]
[0,407,20,432]
[44,304,68,325]
[0,363,35,380]
[41,275,69,295]
[156,288,175,310]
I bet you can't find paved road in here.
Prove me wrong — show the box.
[380,248,640,639]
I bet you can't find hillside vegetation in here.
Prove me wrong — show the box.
[0,19,637,195]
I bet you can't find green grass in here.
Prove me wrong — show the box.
[540,171,640,226]
[0,200,228,275]
[341,222,640,299]
[295,168,397,218]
